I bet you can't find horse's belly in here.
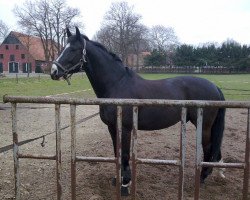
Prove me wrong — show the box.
[138,107,181,130]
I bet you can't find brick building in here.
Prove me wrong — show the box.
[127,51,151,68]
[0,31,56,74]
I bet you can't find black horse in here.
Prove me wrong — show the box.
[51,27,225,193]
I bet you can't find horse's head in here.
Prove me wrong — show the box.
[51,27,87,84]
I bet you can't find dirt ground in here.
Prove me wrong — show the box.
[0,103,249,200]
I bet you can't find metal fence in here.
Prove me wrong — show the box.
[137,66,250,74]
[3,95,250,200]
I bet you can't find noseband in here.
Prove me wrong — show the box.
[53,39,87,85]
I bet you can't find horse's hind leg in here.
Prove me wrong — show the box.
[201,143,224,182]
[108,125,117,157]
[200,128,213,183]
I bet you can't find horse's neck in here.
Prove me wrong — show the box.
[86,46,127,98]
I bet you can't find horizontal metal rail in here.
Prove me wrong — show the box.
[3,95,250,108]
[201,162,245,168]
[136,158,180,165]
[18,153,56,160]
[76,156,116,163]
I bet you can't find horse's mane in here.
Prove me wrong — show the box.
[92,41,123,64]
[82,35,123,64]
[81,34,134,76]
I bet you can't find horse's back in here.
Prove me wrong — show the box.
[166,76,221,101]
[138,75,221,101]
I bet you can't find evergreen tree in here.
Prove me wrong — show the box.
[144,49,166,67]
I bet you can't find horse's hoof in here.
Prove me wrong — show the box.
[111,177,116,186]
[121,186,130,196]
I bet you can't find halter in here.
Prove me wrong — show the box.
[53,39,87,85]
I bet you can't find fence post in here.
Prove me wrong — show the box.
[55,104,62,200]
[194,108,203,200]
[116,106,122,199]
[242,108,250,200]
[70,104,77,200]
[12,103,20,200]
[178,107,187,200]
[131,106,138,199]
[15,74,18,83]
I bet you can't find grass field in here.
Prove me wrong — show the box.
[1,73,250,102]
[0,74,94,102]
[141,73,250,100]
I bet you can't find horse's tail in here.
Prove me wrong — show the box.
[210,87,226,162]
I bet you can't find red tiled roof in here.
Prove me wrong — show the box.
[11,31,54,61]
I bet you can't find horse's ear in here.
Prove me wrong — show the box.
[66,28,72,38]
[75,27,81,40]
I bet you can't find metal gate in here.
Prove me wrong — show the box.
[3,95,250,200]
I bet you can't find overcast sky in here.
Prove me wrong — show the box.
[0,0,250,45]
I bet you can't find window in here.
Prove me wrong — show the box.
[9,62,19,73]
[21,54,25,59]
[16,45,19,50]
[0,54,3,59]
[0,63,3,73]
[22,63,32,73]
[5,45,9,50]
[10,55,15,61]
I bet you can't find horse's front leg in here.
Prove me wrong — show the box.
[108,125,131,196]
[121,127,132,195]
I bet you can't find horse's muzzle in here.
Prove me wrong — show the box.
[51,70,60,80]
[50,63,60,80]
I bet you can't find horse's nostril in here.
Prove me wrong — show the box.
[51,70,59,80]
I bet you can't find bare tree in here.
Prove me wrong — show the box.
[13,0,83,61]
[149,25,179,52]
[49,0,83,53]
[96,1,143,65]
[0,20,10,43]
[93,26,119,53]
[130,24,149,71]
